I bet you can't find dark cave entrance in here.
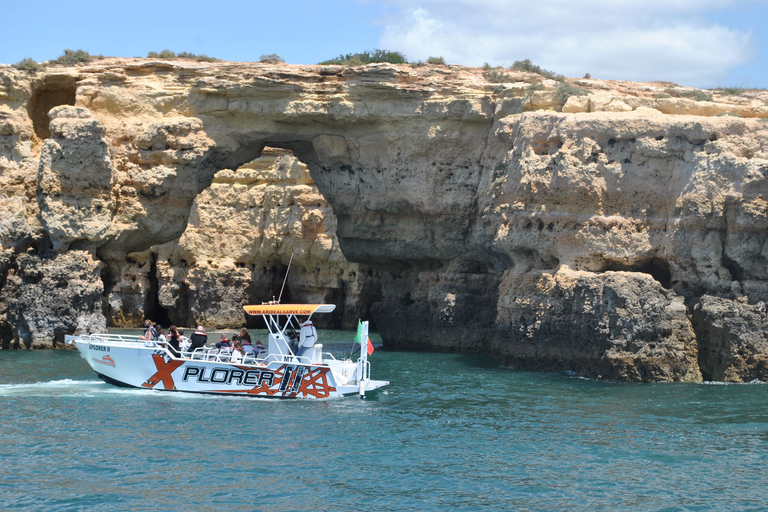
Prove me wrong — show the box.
[605,257,672,289]
[27,76,78,139]
[144,254,172,328]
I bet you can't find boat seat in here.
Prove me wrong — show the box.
[217,349,231,362]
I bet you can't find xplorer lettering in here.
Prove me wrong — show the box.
[88,344,110,352]
[182,366,275,386]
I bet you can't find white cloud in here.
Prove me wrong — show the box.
[378,0,758,87]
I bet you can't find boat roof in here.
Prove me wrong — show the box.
[243,304,336,316]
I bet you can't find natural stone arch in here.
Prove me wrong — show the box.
[106,145,379,330]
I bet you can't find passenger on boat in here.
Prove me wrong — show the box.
[167,325,182,357]
[178,328,190,352]
[138,319,158,341]
[231,340,244,363]
[296,318,317,358]
[157,328,166,344]
[189,326,207,353]
[233,327,252,348]
[254,339,266,355]
[215,333,231,350]
[216,336,232,361]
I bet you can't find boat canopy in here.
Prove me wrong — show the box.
[243,304,336,316]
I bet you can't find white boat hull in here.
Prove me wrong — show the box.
[71,337,387,399]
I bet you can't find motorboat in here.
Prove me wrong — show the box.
[66,304,388,399]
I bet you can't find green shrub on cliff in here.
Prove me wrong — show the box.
[511,59,564,81]
[679,90,713,102]
[12,58,40,73]
[319,49,408,65]
[147,50,218,61]
[714,87,745,95]
[180,52,217,62]
[483,70,511,83]
[51,49,93,66]
[147,49,177,59]
[427,56,446,65]
[259,53,285,64]
[556,82,589,104]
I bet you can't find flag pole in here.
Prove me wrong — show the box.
[358,320,369,398]
[277,252,294,304]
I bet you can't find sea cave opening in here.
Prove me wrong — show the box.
[144,254,172,328]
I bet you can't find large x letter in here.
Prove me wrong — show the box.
[141,355,185,390]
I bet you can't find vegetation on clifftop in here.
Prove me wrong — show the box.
[13,49,101,72]
[511,59,564,81]
[52,49,95,66]
[319,49,408,66]
[147,50,218,62]
[259,54,285,64]
[12,58,40,73]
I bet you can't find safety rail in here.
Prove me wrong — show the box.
[68,334,344,369]
[75,333,144,344]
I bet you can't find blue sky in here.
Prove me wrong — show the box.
[2,0,767,88]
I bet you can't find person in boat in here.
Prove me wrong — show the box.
[251,338,266,356]
[215,333,231,350]
[231,340,244,364]
[157,328,166,344]
[233,327,252,349]
[177,328,190,352]
[138,319,158,341]
[296,317,317,358]
[189,326,207,354]
[167,325,182,357]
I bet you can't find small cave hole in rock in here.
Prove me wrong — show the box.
[27,77,78,139]
[721,254,744,281]
[605,257,672,289]
[144,255,172,327]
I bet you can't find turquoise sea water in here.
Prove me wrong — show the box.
[1,331,768,511]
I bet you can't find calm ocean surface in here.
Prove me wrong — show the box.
[1,330,768,512]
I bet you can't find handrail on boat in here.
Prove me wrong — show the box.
[72,334,340,369]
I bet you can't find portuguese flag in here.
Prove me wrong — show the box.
[354,320,375,356]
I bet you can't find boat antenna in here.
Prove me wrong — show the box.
[277,252,294,304]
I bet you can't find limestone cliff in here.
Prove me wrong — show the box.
[1,58,767,382]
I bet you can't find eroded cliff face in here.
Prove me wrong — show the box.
[1,58,767,382]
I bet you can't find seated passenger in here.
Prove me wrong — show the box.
[167,325,182,357]
[189,326,207,353]
[253,339,266,355]
[177,328,190,352]
[231,340,244,364]
[233,327,252,345]
[138,319,158,341]
[215,333,231,350]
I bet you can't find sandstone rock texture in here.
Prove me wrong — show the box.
[1,58,767,382]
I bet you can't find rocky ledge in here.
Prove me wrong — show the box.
[1,58,767,382]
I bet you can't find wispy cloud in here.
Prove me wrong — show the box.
[377,0,757,87]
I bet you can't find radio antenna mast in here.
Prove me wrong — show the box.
[277,252,294,304]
